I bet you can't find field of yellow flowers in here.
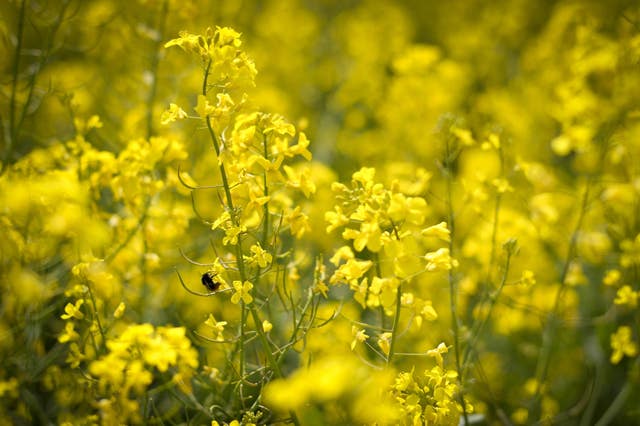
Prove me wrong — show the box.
[2,0,640,424]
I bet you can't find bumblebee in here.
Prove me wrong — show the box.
[201,271,222,292]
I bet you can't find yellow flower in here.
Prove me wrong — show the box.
[204,314,227,341]
[195,95,215,118]
[329,245,355,266]
[223,224,246,246]
[58,321,80,343]
[614,285,638,308]
[491,178,514,193]
[283,165,316,198]
[378,332,392,355]
[0,378,19,398]
[421,222,451,242]
[244,243,273,268]
[481,133,501,150]
[451,126,475,146]
[61,299,85,320]
[330,258,372,286]
[286,206,311,239]
[211,211,231,231]
[353,167,376,187]
[160,103,188,125]
[603,269,621,287]
[610,326,638,364]
[388,193,428,226]
[65,343,85,368]
[423,248,458,271]
[426,342,449,368]
[351,326,369,350]
[262,320,273,333]
[621,234,640,267]
[520,270,536,287]
[113,302,126,318]
[325,206,350,233]
[421,303,438,321]
[164,31,207,57]
[289,132,313,161]
[342,219,382,252]
[231,281,253,305]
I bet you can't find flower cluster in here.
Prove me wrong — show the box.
[3,1,640,425]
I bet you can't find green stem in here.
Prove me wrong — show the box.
[140,0,168,316]
[85,281,107,355]
[277,289,315,364]
[533,181,590,406]
[386,282,402,365]
[239,300,246,406]
[262,134,270,246]
[444,133,468,426]
[201,61,298,426]
[594,374,634,426]
[248,304,300,426]
[3,0,27,173]
[462,246,513,377]
[145,0,169,139]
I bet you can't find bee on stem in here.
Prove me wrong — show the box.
[201,271,222,292]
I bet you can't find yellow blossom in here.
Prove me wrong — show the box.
[223,224,246,246]
[61,299,85,320]
[204,314,227,341]
[614,285,638,308]
[244,243,273,268]
[351,326,369,350]
[195,95,215,118]
[113,302,126,318]
[330,258,373,286]
[378,332,392,355]
[603,269,621,287]
[58,322,80,343]
[329,245,355,266]
[231,280,253,305]
[423,248,459,271]
[426,342,449,368]
[451,126,475,146]
[326,206,350,233]
[610,326,638,364]
[421,221,451,242]
[342,219,382,252]
[286,206,311,238]
[283,165,316,198]
[160,103,188,125]
[520,270,536,287]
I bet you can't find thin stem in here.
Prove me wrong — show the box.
[239,300,246,408]
[278,289,316,363]
[533,181,591,406]
[3,0,27,174]
[201,62,299,426]
[486,192,502,288]
[386,282,403,365]
[444,133,468,426]
[594,374,634,426]
[462,245,514,377]
[85,281,107,355]
[248,305,300,426]
[261,134,270,246]
[463,145,506,375]
[139,0,168,317]
[145,0,169,139]
[485,145,504,288]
